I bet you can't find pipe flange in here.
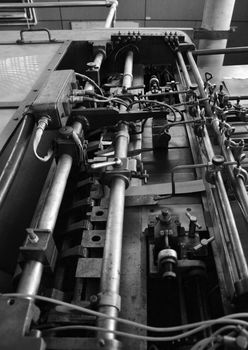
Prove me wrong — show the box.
[98,292,121,311]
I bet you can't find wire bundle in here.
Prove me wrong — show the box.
[2,293,248,347]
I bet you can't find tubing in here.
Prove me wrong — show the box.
[0,115,34,210]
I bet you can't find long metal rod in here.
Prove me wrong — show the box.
[105,1,118,28]
[98,51,133,340]
[17,122,82,295]
[0,1,110,9]
[177,51,192,88]
[186,51,248,281]
[193,46,248,56]
[0,115,34,210]
[211,118,248,219]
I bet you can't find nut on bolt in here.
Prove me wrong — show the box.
[158,209,172,224]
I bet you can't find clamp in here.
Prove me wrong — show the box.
[55,126,86,164]
[91,157,137,188]
[19,228,57,272]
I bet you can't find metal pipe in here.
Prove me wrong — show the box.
[0,115,34,210]
[105,1,118,28]
[17,122,82,295]
[198,0,236,68]
[122,51,134,90]
[186,51,248,282]
[85,51,105,91]
[98,51,133,340]
[0,1,110,9]
[17,261,43,295]
[193,46,248,56]
[211,114,248,220]
[177,51,192,88]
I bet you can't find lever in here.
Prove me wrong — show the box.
[185,211,202,229]
[91,157,122,169]
[193,236,215,251]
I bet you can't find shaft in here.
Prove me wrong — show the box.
[17,122,82,295]
[97,51,133,340]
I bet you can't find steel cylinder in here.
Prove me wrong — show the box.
[198,0,236,69]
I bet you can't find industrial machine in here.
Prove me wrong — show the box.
[2,1,248,349]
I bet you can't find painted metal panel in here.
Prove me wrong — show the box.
[0,109,17,133]
[0,43,60,103]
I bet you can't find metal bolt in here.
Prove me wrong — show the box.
[99,339,105,347]
[90,294,98,305]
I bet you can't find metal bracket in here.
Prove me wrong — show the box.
[194,27,236,40]
[19,229,57,272]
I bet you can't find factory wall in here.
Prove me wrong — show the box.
[1,0,248,64]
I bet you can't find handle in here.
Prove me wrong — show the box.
[17,28,55,44]
[185,211,202,229]
[193,236,215,251]
[91,157,122,169]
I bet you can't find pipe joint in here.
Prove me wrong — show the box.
[98,292,121,310]
[106,0,118,7]
[115,129,130,144]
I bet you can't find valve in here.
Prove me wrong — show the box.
[91,157,122,169]
[205,155,225,184]
[185,210,202,238]
[193,236,215,252]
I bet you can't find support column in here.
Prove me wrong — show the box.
[198,0,236,69]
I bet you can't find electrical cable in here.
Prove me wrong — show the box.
[190,325,238,350]
[33,116,54,162]
[3,293,248,334]
[73,96,128,108]
[72,131,84,162]
[126,100,178,121]
[40,319,248,342]
[75,72,103,96]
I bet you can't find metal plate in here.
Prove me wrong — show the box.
[76,258,102,278]
[81,230,106,248]
[0,44,60,103]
